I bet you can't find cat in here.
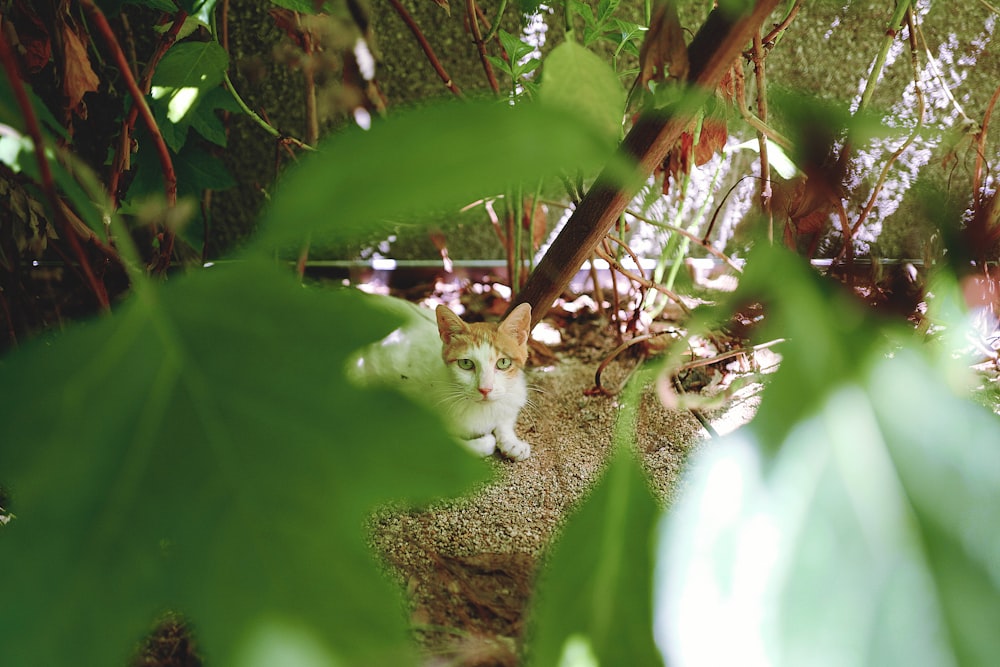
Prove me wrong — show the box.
[351,296,533,461]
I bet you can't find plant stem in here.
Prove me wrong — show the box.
[858,0,911,112]
[0,30,110,309]
[388,0,464,97]
[467,0,500,93]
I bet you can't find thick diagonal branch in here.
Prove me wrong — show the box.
[511,0,781,327]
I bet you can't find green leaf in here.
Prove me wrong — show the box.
[497,29,535,63]
[656,352,1000,666]
[153,41,229,91]
[0,260,490,666]
[655,242,1000,666]
[190,86,241,147]
[526,445,662,667]
[540,41,625,143]
[256,100,631,251]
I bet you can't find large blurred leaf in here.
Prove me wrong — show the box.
[526,376,662,667]
[655,246,1000,666]
[540,40,626,143]
[256,100,632,250]
[0,260,489,666]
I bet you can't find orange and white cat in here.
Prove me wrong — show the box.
[352,298,533,460]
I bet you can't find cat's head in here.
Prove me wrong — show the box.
[435,303,531,403]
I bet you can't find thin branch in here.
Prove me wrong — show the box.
[624,207,744,273]
[467,0,500,94]
[752,28,772,242]
[852,7,925,237]
[109,9,187,205]
[761,0,802,46]
[81,0,178,272]
[594,244,691,316]
[0,30,110,309]
[388,0,463,98]
[82,0,176,207]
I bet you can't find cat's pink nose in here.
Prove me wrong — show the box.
[479,387,492,398]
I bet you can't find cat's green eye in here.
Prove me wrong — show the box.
[496,357,512,370]
[457,358,475,370]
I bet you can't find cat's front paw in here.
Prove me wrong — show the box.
[464,433,497,457]
[497,437,530,461]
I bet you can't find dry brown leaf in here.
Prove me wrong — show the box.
[522,199,547,250]
[637,0,688,91]
[61,23,99,117]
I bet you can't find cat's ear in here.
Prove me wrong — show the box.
[499,303,531,346]
[436,305,468,343]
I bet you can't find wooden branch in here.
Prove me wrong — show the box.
[511,0,782,327]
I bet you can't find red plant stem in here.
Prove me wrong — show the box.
[0,30,110,310]
[109,9,187,206]
[761,0,802,46]
[81,0,178,272]
[387,0,463,98]
[467,0,499,94]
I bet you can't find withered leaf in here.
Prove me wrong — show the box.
[61,23,99,117]
[638,0,688,89]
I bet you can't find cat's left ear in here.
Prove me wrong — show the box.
[500,303,532,346]
[436,305,468,343]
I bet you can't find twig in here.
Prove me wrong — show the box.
[852,7,925,237]
[82,0,177,206]
[511,0,784,327]
[81,0,178,272]
[594,245,691,316]
[673,337,785,374]
[592,332,668,396]
[0,29,110,309]
[624,207,744,273]
[295,12,320,146]
[467,0,500,94]
[760,0,802,46]
[859,0,911,112]
[751,29,772,242]
[388,0,463,98]
[483,0,508,42]
[109,9,187,205]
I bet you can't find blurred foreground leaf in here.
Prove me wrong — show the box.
[0,261,489,666]
[257,100,633,250]
[540,40,626,143]
[655,246,1000,667]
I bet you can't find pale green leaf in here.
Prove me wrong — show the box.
[656,256,1000,667]
[540,41,626,143]
[256,100,630,250]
